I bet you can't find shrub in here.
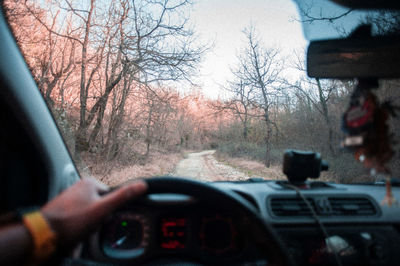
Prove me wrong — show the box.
[216,141,282,165]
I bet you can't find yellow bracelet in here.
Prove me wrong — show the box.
[22,211,57,263]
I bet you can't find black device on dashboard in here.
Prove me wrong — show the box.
[283,150,329,184]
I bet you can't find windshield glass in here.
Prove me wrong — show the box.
[3,0,399,186]
[294,0,400,40]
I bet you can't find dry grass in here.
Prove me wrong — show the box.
[215,153,370,183]
[214,147,379,183]
[80,151,183,187]
[215,152,285,180]
[318,171,373,184]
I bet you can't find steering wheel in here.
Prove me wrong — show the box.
[144,177,294,266]
[61,177,294,266]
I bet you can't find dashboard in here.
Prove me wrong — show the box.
[86,180,400,265]
[89,195,263,265]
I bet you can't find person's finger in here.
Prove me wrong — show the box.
[97,181,148,214]
[92,179,110,194]
[82,177,110,191]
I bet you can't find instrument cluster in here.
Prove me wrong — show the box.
[97,205,247,263]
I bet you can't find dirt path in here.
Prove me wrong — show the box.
[172,150,250,181]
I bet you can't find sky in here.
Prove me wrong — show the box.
[189,0,308,99]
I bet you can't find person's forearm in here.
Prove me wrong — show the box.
[0,222,32,265]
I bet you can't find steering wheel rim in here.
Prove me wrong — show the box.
[145,176,294,266]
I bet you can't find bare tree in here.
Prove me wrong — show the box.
[27,0,207,157]
[296,2,353,24]
[215,79,257,140]
[288,51,342,155]
[232,26,284,167]
[139,87,178,157]
[364,11,400,35]
[104,73,135,160]
[5,1,77,109]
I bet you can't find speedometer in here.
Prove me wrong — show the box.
[101,212,150,259]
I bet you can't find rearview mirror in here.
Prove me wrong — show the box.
[307,36,400,79]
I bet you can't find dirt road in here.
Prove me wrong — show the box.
[172,150,250,181]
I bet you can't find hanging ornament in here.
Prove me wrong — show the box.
[341,79,397,207]
[342,79,394,172]
[381,177,398,207]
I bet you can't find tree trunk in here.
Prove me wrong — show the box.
[316,78,335,155]
[264,112,272,167]
[75,0,95,157]
[105,77,131,160]
[145,101,154,158]
[243,122,248,140]
[243,109,249,140]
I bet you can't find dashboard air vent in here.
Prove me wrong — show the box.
[270,196,378,217]
[270,198,315,217]
[328,197,377,216]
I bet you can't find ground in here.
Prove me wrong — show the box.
[173,150,251,181]
[92,149,287,186]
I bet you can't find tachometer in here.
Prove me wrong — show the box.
[199,214,242,256]
[101,212,150,259]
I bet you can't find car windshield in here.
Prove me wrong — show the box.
[3,0,400,186]
[294,0,400,40]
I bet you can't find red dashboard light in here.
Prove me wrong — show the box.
[160,218,187,249]
[161,240,186,249]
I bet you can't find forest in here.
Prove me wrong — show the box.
[4,0,400,185]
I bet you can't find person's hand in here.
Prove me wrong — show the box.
[41,177,147,248]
